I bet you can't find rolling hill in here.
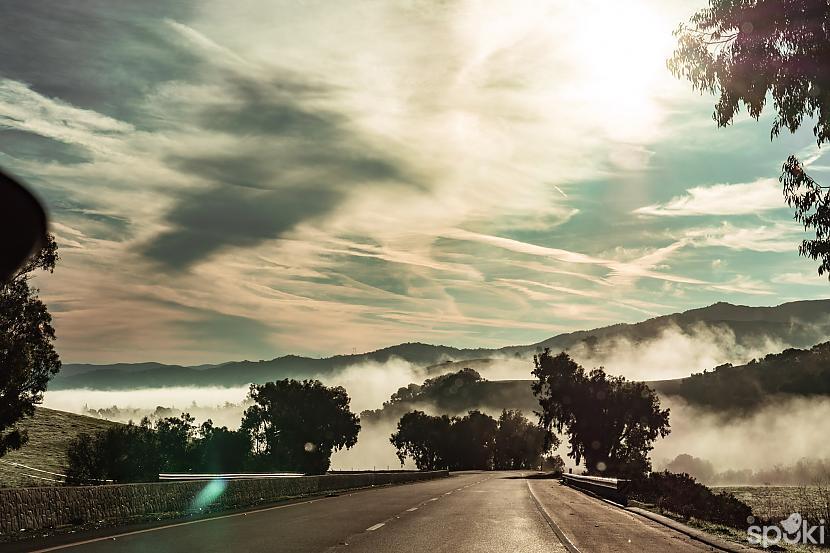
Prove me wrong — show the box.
[0,408,119,487]
[51,299,830,390]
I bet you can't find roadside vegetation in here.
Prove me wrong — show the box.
[65,379,360,482]
[0,235,61,457]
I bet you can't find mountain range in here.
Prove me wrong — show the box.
[52,299,830,390]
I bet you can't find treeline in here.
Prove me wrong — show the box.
[66,416,250,484]
[653,341,830,411]
[390,409,557,471]
[66,379,360,483]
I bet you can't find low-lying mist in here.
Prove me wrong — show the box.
[653,395,830,485]
[43,386,252,428]
[568,322,789,381]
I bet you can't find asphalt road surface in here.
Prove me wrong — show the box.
[13,472,719,553]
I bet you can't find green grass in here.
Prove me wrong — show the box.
[0,407,119,488]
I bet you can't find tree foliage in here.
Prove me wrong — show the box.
[671,1,830,277]
[390,409,551,471]
[241,379,360,474]
[781,155,830,276]
[493,409,552,470]
[670,0,830,143]
[65,414,252,483]
[66,419,161,484]
[0,235,60,457]
[531,350,670,478]
[390,410,454,470]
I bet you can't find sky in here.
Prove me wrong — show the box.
[1,0,829,365]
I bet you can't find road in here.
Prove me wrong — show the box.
[13,472,718,553]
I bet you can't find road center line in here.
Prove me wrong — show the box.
[366,523,385,532]
[406,507,418,512]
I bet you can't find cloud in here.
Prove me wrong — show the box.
[0,1,201,120]
[1,0,824,363]
[634,178,786,217]
[443,229,704,285]
[686,221,803,253]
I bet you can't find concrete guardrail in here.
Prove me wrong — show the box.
[0,470,449,537]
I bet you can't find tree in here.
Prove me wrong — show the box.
[450,410,498,470]
[390,409,548,471]
[493,410,552,470]
[390,410,453,470]
[0,235,60,457]
[155,413,198,472]
[65,419,161,484]
[240,379,360,474]
[196,420,252,473]
[531,350,670,478]
[670,0,830,277]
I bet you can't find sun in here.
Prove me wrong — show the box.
[563,0,678,143]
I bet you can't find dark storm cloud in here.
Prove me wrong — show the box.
[143,183,345,268]
[0,0,201,123]
[0,129,90,165]
[143,76,417,270]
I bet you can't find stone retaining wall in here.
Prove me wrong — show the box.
[0,471,448,536]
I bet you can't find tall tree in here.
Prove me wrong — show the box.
[155,413,198,472]
[390,410,454,471]
[532,350,670,478]
[670,0,830,277]
[450,410,498,470]
[0,235,60,456]
[196,420,252,473]
[493,410,552,470]
[241,379,360,474]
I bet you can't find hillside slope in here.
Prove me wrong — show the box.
[651,341,830,411]
[0,408,118,487]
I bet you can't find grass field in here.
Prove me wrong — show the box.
[0,407,118,488]
[714,485,830,522]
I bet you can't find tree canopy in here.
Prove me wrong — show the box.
[241,379,360,474]
[531,350,670,478]
[0,235,60,457]
[66,414,252,483]
[670,0,830,277]
[390,409,551,471]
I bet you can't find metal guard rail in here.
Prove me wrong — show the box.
[561,473,629,505]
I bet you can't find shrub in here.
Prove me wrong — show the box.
[629,471,752,529]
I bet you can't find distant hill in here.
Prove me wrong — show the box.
[0,408,118,487]
[52,299,830,390]
[650,341,830,411]
[363,341,830,422]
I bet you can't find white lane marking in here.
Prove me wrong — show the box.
[406,507,418,512]
[429,497,438,501]
[445,492,452,495]
[366,523,385,532]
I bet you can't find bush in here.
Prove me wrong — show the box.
[629,471,752,529]
[66,420,161,484]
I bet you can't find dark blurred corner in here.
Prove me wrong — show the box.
[0,169,48,282]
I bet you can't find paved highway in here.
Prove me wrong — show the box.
[13,472,718,553]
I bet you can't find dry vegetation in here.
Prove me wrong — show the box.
[714,486,830,523]
[0,407,118,488]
